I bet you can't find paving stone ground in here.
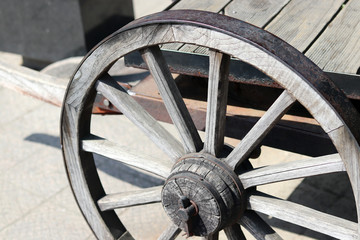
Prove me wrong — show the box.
[0,84,95,239]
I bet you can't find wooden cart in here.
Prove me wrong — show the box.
[1,0,360,239]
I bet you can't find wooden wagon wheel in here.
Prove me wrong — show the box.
[61,10,360,239]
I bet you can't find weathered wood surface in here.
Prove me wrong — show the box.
[97,186,162,211]
[248,192,358,239]
[167,0,360,75]
[62,109,126,239]
[171,0,230,12]
[204,51,230,156]
[225,0,290,28]
[141,46,202,153]
[133,0,176,18]
[328,125,360,229]
[0,60,67,106]
[82,135,172,178]
[306,0,360,74]
[239,211,283,240]
[163,0,231,52]
[158,224,181,240]
[162,160,227,235]
[96,76,184,161]
[226,90,295,169]
[265,0,344,52]
[239,153,344,188]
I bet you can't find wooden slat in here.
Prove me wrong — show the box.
[239,153,345,189]
[171,0,230,12]
[133,0,175,18]
[248,192,358,240]
[170,0,231,53]
[239,211,283,240]
[224,224,246,240]
[225,0,290,28]
[158,224,181,240]
[265,0,344,52]
[97,186,162,211]
[141,46,202,153]
[204,51,230,156]
[82,135,172,178]
[96,76,184,161]
[0,60,67,107]
[226,90,296,169]
[306,0,360,74]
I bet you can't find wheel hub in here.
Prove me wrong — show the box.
[161,153,245,237]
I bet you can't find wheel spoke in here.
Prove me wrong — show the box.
[82,134,172,178]
[97,186,162,211]
[239,211,283,240]
[201,232,219,240]
[141,46,202,153]
[96,75,184,161]
[204,50,231,156]
[226,90,296,169]
[239,153,344,188]
[248,191,358,239]
[224,224,246,240]
[158,224,181,240]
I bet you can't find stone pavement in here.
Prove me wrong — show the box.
[0,84,94,239]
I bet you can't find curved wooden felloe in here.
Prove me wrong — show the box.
[61,10,360,239]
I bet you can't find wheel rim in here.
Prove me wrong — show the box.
[61,10,360,239]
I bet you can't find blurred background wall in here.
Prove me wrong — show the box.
[0,0,134,68]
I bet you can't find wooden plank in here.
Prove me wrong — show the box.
[97,186,162,211]
[82,135,172,178]
[225,0,290,28]
[171,0,230,12]
[0,60,67,107]
[239,211,283,240]
[158,224,181,240]
[239,153,344,189]
[141,46,202,153]
[226,90,296,169]
[96,75,184,161]
[133,0,176,18]
[170,0,231,53]
[248,192,358,240]
[306,0,360,74]
[265,0,344,52]
[204,51,230,156]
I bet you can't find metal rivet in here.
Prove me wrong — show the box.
[103,99,110,107]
